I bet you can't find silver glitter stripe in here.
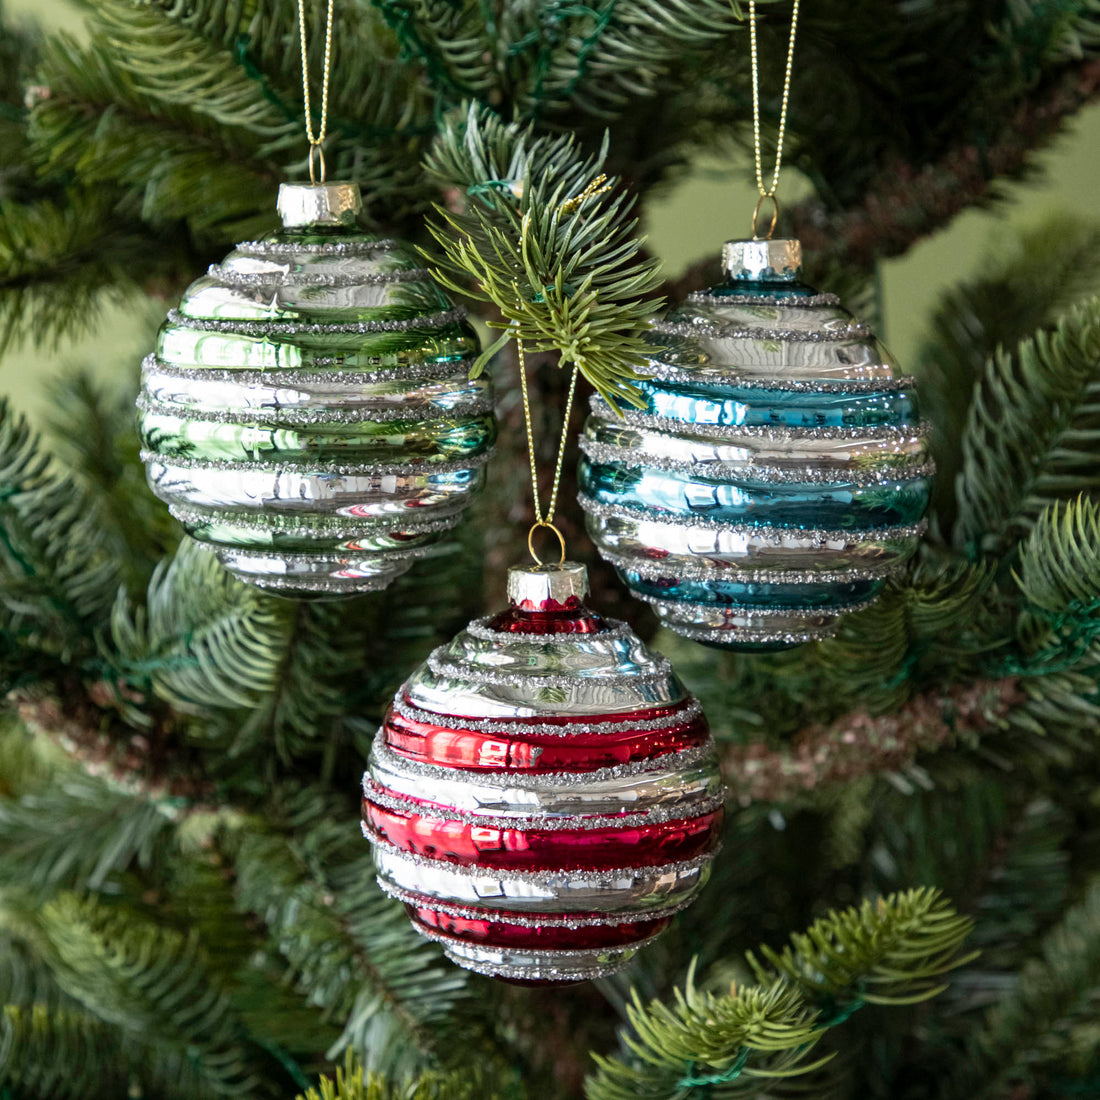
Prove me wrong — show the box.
[425,649,674,692]
[578,437,934,486]
[137,394,495,426]
[141,355,474,387]
[370,738,714,791]
[141,449,493,477]
[411,924,651,976]
[635,592,877,620]
[588,398,931,443]
[377,880,695,928]
[365,827,716,886]
[390,694,704,737]
[641,360,914,394]
[234,239,403,255]
[165,306,466,336]
[669,621,841,645]
[218,543,442,567]
[653,319,870,343]
[579,494,929,542]
[208,265,430,287]
[598,548,902,585]
[462,616,637,646]
[235,571,395,594]
[170,504,461,538]
[139,399,494,426]
[434,955,625,983]
[364,781,726,832]
[685,292,841,308]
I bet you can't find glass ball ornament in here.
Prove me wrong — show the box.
[362,560,723,983]
[138,181,496,597]
[579,238,932,649]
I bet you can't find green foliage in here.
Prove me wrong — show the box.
[0,399,120,680]
[943,876,1100,1097]
[916,215,1100,529]
[1017,495,1100,613]
[425,103,663,410]
[297,1045,517,1100]
[954,296,1100,560]
[234,820,469,1079]
[586,889,973,1100]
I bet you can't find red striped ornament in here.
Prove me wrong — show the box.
[362,560,724,982]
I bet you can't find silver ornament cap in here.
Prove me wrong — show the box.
[507,561,589,611]
[722,238,802,282]
[277,181,363,228]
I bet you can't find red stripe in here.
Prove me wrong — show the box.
[364,797,722,871]
[408,905,669,949]
[382,708,709,771]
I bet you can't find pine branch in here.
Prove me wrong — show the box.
[1016,495,1100,614]
[787,57,1100,272]
[955,297,1100,559]
[586,889,973,1100]
[234,824,469,1079]
[3,890,272,1096]
[943,876,1100,1097]
[0,400,121,683]
[425,103,662,410]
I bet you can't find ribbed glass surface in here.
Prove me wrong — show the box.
[579,245,932,648]
[139,218,495,597]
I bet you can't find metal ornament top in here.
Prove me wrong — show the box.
[506,561,589,611]
[277,181,363,228]
[722,238,802,282]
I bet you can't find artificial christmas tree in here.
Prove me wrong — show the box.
[1,1,1100,1098]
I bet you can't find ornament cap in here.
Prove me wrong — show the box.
[277,181,363,228]
[722,238,802,282]
[507,561,589,611]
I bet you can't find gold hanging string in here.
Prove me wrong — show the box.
[298,0,335,184]
[516,334,580,567]
[748,0,801,239]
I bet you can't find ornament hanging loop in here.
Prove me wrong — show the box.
[527,521,567,567]
[747,0,800,232]
[308,142,326,185]
[751,193,779,240]
[298,0,335,181]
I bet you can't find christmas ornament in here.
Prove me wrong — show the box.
[362,559,722,982]
[579,0,931,648]
[137,0,495,596]
[579,236,932,647]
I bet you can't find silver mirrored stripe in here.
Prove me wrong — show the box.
[414,927,660,982]
[207,264,431,287]
[368,739,720,812]
[437,627,669,678]
[368,832,715,913]
[588,398,931,445]
[166,307,466,335]
[425,653,674,692]
[389,693,703,737]
[170,504,462,539]
[462,616,637,645]
[234,571,398,594]
[685,292,841,307]
[141,356,475,388]
[364,779,726,832]
[638,593,872,626]
[641,359,913,393]
[579,494,928,542]
[377,880,695,928]
[653,319,870,342]
[578,438,934,487]
[595,547,901,585]
[146,462,485,516]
